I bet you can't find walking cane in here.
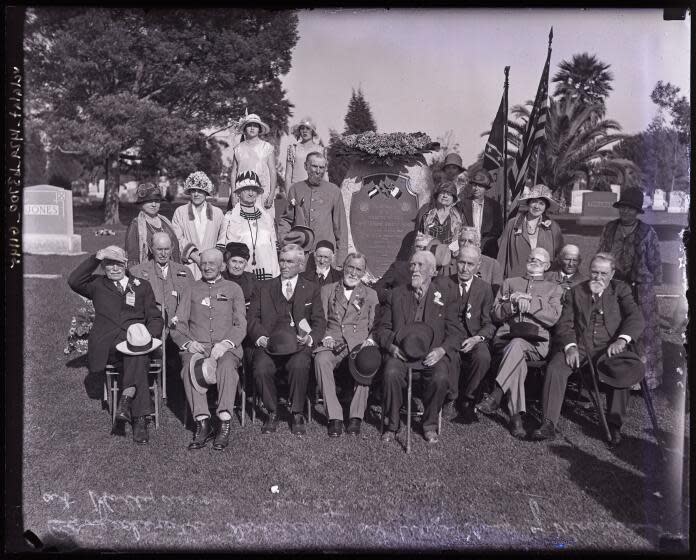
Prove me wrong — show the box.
[578,330,612,442]
[406,366,413,454]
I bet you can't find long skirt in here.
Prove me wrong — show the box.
[634,283,663,390]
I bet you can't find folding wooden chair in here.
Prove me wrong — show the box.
[104,358,161,428]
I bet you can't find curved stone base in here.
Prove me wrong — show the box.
[23,233,82,255]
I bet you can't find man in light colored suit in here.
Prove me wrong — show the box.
[314,253,379,437]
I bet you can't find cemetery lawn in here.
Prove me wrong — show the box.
[20,210,689,552]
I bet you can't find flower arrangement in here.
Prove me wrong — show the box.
[334,131,435,166]
[64,297,95,355]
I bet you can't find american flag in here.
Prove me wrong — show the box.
[507,28,553,202]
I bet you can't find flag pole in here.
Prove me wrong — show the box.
[533,28,553,187]
[503,66,510,218]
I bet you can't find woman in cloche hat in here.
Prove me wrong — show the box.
[285,116,326,186]
[414,181,464,256]
[597,186,663,390]
[496,184,564,278]
[226,112,278,217]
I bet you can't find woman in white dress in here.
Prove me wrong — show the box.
[219,170,279,280]
[285,116,326,186]
[226,113,277,216]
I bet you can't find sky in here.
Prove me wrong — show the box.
[280,8,690,165]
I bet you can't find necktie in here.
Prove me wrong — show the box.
[415,287,424,300]
[285,281,294,300]
[115,281,124,294]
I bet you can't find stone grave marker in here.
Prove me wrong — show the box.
[668,191,689,213]
[578,190,618,225]
[569,189,592,214]
[652,189,667,211]
[23,185,82,254]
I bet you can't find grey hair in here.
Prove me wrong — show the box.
[151,231,172,247]
[411,250,437,271]
[280,243,306,263]
[457,244,481,261]
[458,226,481,247]
[305,151,326,164]
[590,252,616,271]
[343,252,367,269]
[200,248,224,263]
[530,247,551,263]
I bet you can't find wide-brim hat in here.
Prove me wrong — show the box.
[234,170,264,194]
[500,321,547,343]
[348,344,382,386]
[395,322,435,368]
[189,353,217,394]
[136,183,163,204]
[265,327,302,356]
[516,184,558,212]
[116,323,162,356]
[443,153,465,172]
[291,117,318,137]
[183,171,213,195]
[241,113,270,135]
[595,350,645,389]
[100,245,128,265]
[283,226,315,252]
[613,187,645,214]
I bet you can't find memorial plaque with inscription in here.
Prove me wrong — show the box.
[581,191,618,218]
[350,173,418,277]
[23,184,82,254]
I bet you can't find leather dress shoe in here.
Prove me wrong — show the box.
[212,420,231,451]
[442,400,458,420]
[476,387,502,415]
[132,416,149,444]
[188,417,214,450]
[261,412,279,434]
[454,401,479,424]
[509,413,526,439]
[424,430,439,444]
[346,418,362,435]
[531,418,557,441]
[327,419,342,437]
[381,430,395,443]
[116,395,133,424]
[608,425,622,447]
[291,413,306,436]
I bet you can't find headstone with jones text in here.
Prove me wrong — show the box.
[23,185,82,254]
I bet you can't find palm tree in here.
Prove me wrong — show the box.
[552,53,614,116]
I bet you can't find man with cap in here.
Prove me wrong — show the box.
[171,248,246,451]
[278,152,349,264]
[448,244,496,424]
[477,247,563,439]
[68,246,163,444]
[457,227,503,295]
[172,171,226,281]
[456,163,503,258]
[544,244,587,306]
[302,240,342,287]
[373,250,464,444]
[532,252,644,445]
[314,252,380,437]
[248,243,327,435]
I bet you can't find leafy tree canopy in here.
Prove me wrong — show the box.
[552,52,613,114]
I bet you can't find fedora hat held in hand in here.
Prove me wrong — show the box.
[395,322,435,368]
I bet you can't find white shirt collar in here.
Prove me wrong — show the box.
[459,277,474,293]
[116,277,129,289]
[205,274,222,284]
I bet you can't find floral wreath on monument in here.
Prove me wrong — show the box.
[333,131,436,167]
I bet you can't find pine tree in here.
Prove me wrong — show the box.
[343,88,377,134]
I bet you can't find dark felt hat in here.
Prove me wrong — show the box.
[265,327,302,356]
[315,240,335,253]
[500,321,547,343]
[283,226,315,252]
[443,153,465,172]
[224,242,250,262]
[136,183,163,204]
[595,350,645,389]
[395,322,435,368]
[348,344,382,386]
[613,187,645,214]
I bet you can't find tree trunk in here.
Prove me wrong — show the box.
[103,154,121,225]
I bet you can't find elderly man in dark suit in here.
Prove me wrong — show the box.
[373,250,464,444]
[448,245,496,424]
[171,249,247,451]
[315,252,379,437]
[544,244,587,305]
[374,232,433,304]
[302,240,343,287]
[68,246,163,444]
[456,164,503,258]
[248,243,327,435]
[532,252,645,445]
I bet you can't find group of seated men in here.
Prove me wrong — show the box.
[68,227,645,451]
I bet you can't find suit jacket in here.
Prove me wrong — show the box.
[170,277,247,360]
[248,276,327,347]
[544,270,588,305]
[302,266,342,288]
[68,254,163,373]
[554,279,644,351]
[222,270,257,307]
[447,276,496,340]
[493,275,563,357]
[374,277,464,359]
[319,281,379,351]
[130,259,193,322]
[457,196,503,257]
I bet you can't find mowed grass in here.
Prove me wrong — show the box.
[21,207,690,552]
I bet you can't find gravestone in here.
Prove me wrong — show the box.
[653,189,667,211]
[668,191,689,213]
[569,189,592,214]
[23,185,82,254]
[610,184,621,196]
[642,194,652,210]
[342,155,435,278]
[578,191,618,225]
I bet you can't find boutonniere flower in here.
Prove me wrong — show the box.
[352,296,364,311]
[290,198,297,207]
[433,291,444,306]
[132,278,141,287]
[540,219,552,228]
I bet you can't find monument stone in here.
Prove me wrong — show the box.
[578,191,618,225]
[668,190,689,213]
[569,189,592,214]
[652,189,667,211]
[23,185,82,254]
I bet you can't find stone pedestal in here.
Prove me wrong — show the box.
[23,185,82,254]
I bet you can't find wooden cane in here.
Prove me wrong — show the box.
[406,367,413,454]
[579,331,612,442]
